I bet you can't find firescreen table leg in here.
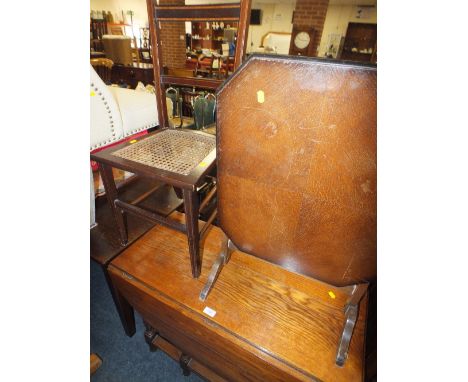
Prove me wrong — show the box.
[182,189,201,278]
[98,162,128,246]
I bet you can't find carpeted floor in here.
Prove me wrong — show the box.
[90,260,204,382]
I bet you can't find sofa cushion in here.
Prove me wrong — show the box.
[90,66,124,150]
[109,86,159,138]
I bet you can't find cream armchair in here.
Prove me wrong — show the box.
[90,64,160,226]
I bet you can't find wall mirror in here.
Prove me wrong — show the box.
[89,0,377,105]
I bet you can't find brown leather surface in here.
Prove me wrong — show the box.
[216,55,376,287]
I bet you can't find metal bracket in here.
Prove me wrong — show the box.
[335,283,368,366]
[199,235,236,301]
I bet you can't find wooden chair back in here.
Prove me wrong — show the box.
[146,0,252,128]
[216,55,377,287]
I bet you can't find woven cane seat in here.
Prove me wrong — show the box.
[113,129,215,176]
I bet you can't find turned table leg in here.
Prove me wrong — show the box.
[143,321,159,352]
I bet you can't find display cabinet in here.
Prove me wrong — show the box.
[190,21,238,53]
[340,22,377,63]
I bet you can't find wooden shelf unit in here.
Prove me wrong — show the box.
[90,19,107,51]
[90,18,135,52]
[190,21,238,52]
[340,22,377,63]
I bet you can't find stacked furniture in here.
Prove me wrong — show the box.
[107,54,377,381]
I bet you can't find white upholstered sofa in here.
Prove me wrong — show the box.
[90,65,159,151]
[90,64,160,226]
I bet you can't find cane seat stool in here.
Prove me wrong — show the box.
[91,128,217,278]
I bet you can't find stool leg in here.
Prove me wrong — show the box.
[173,186,183,200]
[183,189,201,278]
[99,163,128,246]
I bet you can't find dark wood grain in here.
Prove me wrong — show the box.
[216,55,376,287]
[109,212,367,381]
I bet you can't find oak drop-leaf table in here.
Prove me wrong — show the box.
[108,212,368,382]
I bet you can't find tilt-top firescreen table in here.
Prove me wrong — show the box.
[91,128,217,278]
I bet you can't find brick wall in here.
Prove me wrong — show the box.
[293,0,329,56]
[158,0,186,69]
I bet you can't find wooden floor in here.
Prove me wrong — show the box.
[110,212,370,382]
[93,168,129,197]
[91,175,183,266]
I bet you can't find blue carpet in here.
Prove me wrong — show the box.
[90,260,204,382]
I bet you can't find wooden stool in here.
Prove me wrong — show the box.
[91,129,217,278]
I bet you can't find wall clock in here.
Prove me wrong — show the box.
[289,26,315,56]
[294,32,310,49]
